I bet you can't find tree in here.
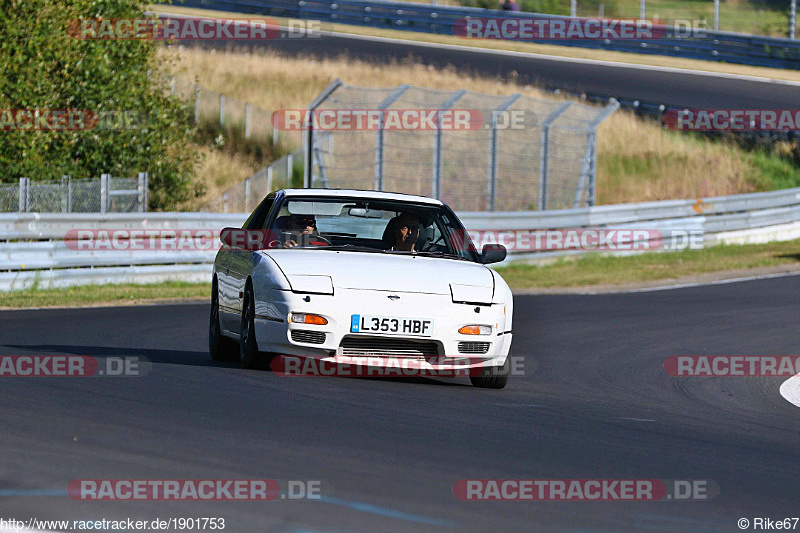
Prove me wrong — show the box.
[0,0,200,209]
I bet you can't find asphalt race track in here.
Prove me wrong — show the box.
[1,275,798,532]
[180,31,800,110]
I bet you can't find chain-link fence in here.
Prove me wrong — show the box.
[202,150,303,213]
[304,81,617,212]
[0,174,149,213]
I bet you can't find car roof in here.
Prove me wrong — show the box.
[280,188,443,206]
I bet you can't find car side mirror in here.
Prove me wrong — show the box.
[219,227,239,248]
[480,243,507,264]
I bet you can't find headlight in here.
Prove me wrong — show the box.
[290,313,328,325]
[458,325,492,335]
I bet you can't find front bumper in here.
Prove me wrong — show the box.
[253,287,512,369]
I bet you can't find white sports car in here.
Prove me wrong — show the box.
[210,189,513,388]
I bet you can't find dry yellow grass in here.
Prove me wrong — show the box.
[184,146,263,210]
[165,46,780,205]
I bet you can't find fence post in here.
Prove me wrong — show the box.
[570,0,576,17]
[100,173,110,213]
[538,102,572,210]
[373,84,410,191]
[194,84,200,124]
[143,172,149,212]
[223,192,229,213]
[791,0,796,39]
[170,76,176,95]
[287,153,293,185]
[18,177,29,213]
[713,0,720,31]
[245,177,251,212]
[639,0,645,19]
[487,94,521,211]
[137,172,148,213]
[304,79,343,188]
[61,175,71,213]
[433,90,467,200]
[273,123,279,147]
[267,166,273,192]
[245,102,251,139]
[219,94,225,127]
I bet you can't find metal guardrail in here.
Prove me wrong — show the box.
[166,0,800,69]
[1,187,800,290]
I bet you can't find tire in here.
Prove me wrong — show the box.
[239,282,263,369]
[209,279,238,362]
[470,349,511,389]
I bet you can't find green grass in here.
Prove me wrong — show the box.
[496,239,800,288]
[1,240,799,308]
[0,281,210,309]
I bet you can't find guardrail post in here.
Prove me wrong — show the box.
[287,153,293,185]
[245,177,251,212]
[18,177,29,213]
[487,94,521,211]
[539,102,572,210]
[791,0,796,39]
[100,173,110,213]
[219,94,225,127]
[570,0,576,17]
[245,102,251,139]
[61,175,71,213]
[433,90,467,200]
[194,84,200,124]
[267,166,273,192]
[713,0,720,31]
[273,124,279,147]
[374,84,410,191]
[304,79,342,188]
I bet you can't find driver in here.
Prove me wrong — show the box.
[282,214,327,248]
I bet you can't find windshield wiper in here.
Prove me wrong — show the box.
[317,245,384,253]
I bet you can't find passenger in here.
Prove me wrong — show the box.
[390,212,421,252]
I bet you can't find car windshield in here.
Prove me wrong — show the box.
[266,196,479,261]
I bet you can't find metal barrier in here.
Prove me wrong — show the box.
[2,186,799,290]
[165,0,800,69]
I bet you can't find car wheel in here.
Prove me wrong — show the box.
[239,283,262,369]
[470,348,511,389]
[209,279,238,362]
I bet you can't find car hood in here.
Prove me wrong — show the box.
[262,249,494,300]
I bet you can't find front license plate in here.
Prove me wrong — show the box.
[351,314,434,337]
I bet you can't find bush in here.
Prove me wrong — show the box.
[0,0,200,210]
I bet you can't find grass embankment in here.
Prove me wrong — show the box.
[166,46,800,207]
[2,239,799,307]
